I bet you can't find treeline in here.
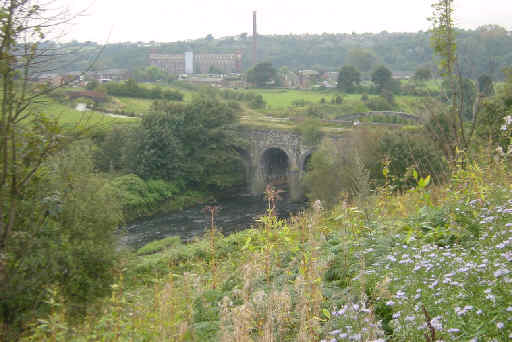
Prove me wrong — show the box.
[104,79,184,100]
[303,67,512,207]
[51,26,512,79]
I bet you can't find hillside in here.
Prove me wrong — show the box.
[54,26,512,79]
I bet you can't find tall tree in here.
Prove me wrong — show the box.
[0,2,119,338]
[371,65,393,92]
[478,74,494,97]
[428,0,482,157]
[337,65,361,93]
[135,98,245,191]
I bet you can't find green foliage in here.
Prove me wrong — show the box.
[348,48,376,73]
[337,65,361,93]
[441,77,476,120]
[429,0,457,76]
[248,94,266,109]
[371,65,393,92]
[131,66,170,82]
[105,79,184,100]
[366,96,393,111]
[478,74,494,96]
[414,67,432,82]
[369,131,448,189]
[134,97,245,192]
[86,79,100,90]
[1,142,122,337]
[246,62,278,87]
[136,236,182,256]
[294,119,324,146]
[110,174,182,220]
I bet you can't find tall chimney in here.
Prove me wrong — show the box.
[252,11,257,66]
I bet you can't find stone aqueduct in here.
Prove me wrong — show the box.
[240,128,343,200]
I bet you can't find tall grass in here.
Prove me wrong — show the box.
[21,148,512,341]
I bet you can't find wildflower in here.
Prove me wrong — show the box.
[447,328,460,333]
[494,268,510,277]
[386,300,394,306]
[431,316,443,331]
[497,322,504,329]
[392,311,401,319]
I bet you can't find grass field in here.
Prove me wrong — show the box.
[32,99,138,126]
[243,89,344,109]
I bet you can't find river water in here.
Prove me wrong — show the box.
[119,194,307,249]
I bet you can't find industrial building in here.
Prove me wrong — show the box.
[149,52,242,75]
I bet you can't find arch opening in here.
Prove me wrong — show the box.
[261,148,289,187]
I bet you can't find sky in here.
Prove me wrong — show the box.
[59,0,512,43]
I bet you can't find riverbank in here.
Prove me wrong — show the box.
[23,159,512,341]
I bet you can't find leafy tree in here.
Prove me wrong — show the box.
[337,65,361,93]
[1,142,122,338]
[246,62,278,87]
[294,119,324,146]
[0,2,121,338]
[86,79,100,90]
[478,74,494,97]
[348,48,376,73]
[249,94,266,109]
[135,98,245,191]
[414,67,432,82]
[371,65,393,92]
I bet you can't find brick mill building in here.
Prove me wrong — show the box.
[149,52,242,75]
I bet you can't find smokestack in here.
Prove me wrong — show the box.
[253,11,257,66]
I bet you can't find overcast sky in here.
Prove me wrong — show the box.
[60,0,512,43]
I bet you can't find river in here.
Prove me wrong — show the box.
[119,194,307,249]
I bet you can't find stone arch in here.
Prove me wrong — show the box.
[260,147,290,187]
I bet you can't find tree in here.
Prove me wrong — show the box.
[0,1,120,337]
[371,65,393,92]
[429,0,482,157]
[348,48,376,73]
[414,67,432,82]
[478,74,494,97]
[337,65,361,93]
[135,98,245,191]
[246,62,278,87]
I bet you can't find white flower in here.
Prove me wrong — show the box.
[497,322,504,329]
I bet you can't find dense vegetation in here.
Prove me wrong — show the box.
[55,26,512,79]
[3,0,512,340]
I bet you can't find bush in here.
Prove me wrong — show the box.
[110,174,182,220]
[104,80,184,101]
[366,96,393,111]
[136,236,182,256]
